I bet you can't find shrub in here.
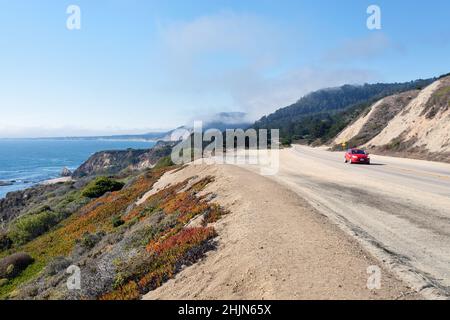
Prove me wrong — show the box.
[0,233,13,251]
[79,232,105,249]
[112,273,126,290]
[281,137,292,147]
[0,278,8,287]
[153,156,174,169]
[291,135,304,141]
[202,204,226,225]
[112,216,125,228]
[45,256,72,276]
[9,211,58,245]
[146,227,216,255]
[82,177,125,198]
[100,281,141,300]
[102,227,217,300]
[0,253,34,279]
[29,205,52,215]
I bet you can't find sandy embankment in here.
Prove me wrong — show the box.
[143,162,418,300]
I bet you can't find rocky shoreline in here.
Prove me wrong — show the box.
[0,181,13,187]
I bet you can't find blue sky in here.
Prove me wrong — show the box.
[0,0,449,137]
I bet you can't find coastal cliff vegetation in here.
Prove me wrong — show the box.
[0,150,226,300]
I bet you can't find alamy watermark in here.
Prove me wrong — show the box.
[66,265,81,290]
[170,122,280,175]
[367,265,382,290]
[66,5,81,30]
[367,5,382,30]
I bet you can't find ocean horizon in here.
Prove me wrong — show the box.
[0,139,155,198]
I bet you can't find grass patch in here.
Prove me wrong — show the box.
[436,86,450,97]
[100,227,216,300]
[82,177,125,198]
[9,211,59,245]
[153,156,174,170]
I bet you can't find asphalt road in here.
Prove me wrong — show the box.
[255,145,450,298]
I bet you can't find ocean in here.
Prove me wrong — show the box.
[0,139,155,198]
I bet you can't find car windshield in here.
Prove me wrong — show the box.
[351,150,366,155]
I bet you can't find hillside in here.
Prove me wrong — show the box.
[0,156,228,299]
[72,142,174,178]
[332,75,450,162]
[253,79,435,143]
[332,90,420,147]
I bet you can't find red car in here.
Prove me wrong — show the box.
[345,148,370,164]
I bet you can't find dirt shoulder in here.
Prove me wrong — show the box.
[143,163,419,300]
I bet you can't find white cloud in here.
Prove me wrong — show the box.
[324,33,404,62]
[218,66,378,119]
[156,12,379,121]
[157,11,281,64]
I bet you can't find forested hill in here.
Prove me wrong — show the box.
[253,78,435,143]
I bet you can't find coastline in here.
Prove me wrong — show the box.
[144,162,419,299]
[0,139,156,199]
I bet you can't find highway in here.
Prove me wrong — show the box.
[246,145,450,298]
